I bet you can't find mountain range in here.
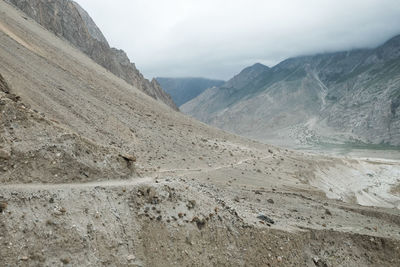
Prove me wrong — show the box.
[156,77,224,106]
[182,35,400,147]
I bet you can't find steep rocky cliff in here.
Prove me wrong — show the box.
[182,36,400,147]
[5,0,178,110]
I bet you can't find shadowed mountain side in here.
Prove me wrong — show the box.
[156,77,225,106]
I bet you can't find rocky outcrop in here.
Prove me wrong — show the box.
[5,0,178,110]
[182,36,400,146]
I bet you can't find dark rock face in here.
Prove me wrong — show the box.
[6,0,178,110]
[156,77,225,106]
[182,36,400,146]
[0,73,10,93]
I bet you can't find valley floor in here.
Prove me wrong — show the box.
[1,145,400,266]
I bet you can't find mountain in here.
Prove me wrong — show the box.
[5,0,178,110]
[182,36,400,147]
[156,77,225,106]
[1,1,400,266]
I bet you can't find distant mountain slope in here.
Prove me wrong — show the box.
[156,77,224,106]
[182,36,400,147]
[5,0,178,110]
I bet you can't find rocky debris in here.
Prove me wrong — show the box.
[187,200,196,209]
[267,198,274,204]
[257,214,275,224]
[0,73,10,93]
[0,201,8,212]
[126,255,136,261]
[59,207,67,214]
[191,216,206,230]
[325,209,332,216]
[0,149,11,160]
[5,0,178,110]
[60,258,70,264]
[120,154,137,162]
[313,257,328,267]
[0,84,136,184]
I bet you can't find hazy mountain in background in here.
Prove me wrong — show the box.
[156,77,225,106]
[182,35,400,147]
[5,0,178,110]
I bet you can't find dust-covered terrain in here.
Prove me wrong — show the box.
[0,1,399,266]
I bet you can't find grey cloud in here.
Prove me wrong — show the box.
[75,0,400,80]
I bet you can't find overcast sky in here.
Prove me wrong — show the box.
[75,0,400,80]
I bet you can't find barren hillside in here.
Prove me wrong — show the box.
[182,36,400,147]
[0,1,399,266]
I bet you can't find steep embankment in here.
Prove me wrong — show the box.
[5,0,177,110]
[182,37,400,147]
[0,1,400,266]
[156,77,225,106]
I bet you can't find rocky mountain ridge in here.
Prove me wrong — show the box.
[5,0,178,110]
[182,35,400,147]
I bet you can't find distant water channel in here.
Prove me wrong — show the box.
[298,143,400,161]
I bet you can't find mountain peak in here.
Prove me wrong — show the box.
[252,62,268,67]
[250,62,269,70]
[238,62,270,76]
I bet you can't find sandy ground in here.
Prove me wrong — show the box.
[0,1,400,266]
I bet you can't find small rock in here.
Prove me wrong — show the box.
[59,207,67,214]
[325,209,332,216]
[127,255,136,261]
[20,256,29,261]
[60,258,70,264]
[0,149,10,160]
[0,202,8,212]
[191,216,206,230]
[267,199,274,204]
[277,256,282,262]
[120,154,136,162]
[234,196,240,202]
[257,214,274,224]
[187,200,196,209]
[313,257,328,267]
